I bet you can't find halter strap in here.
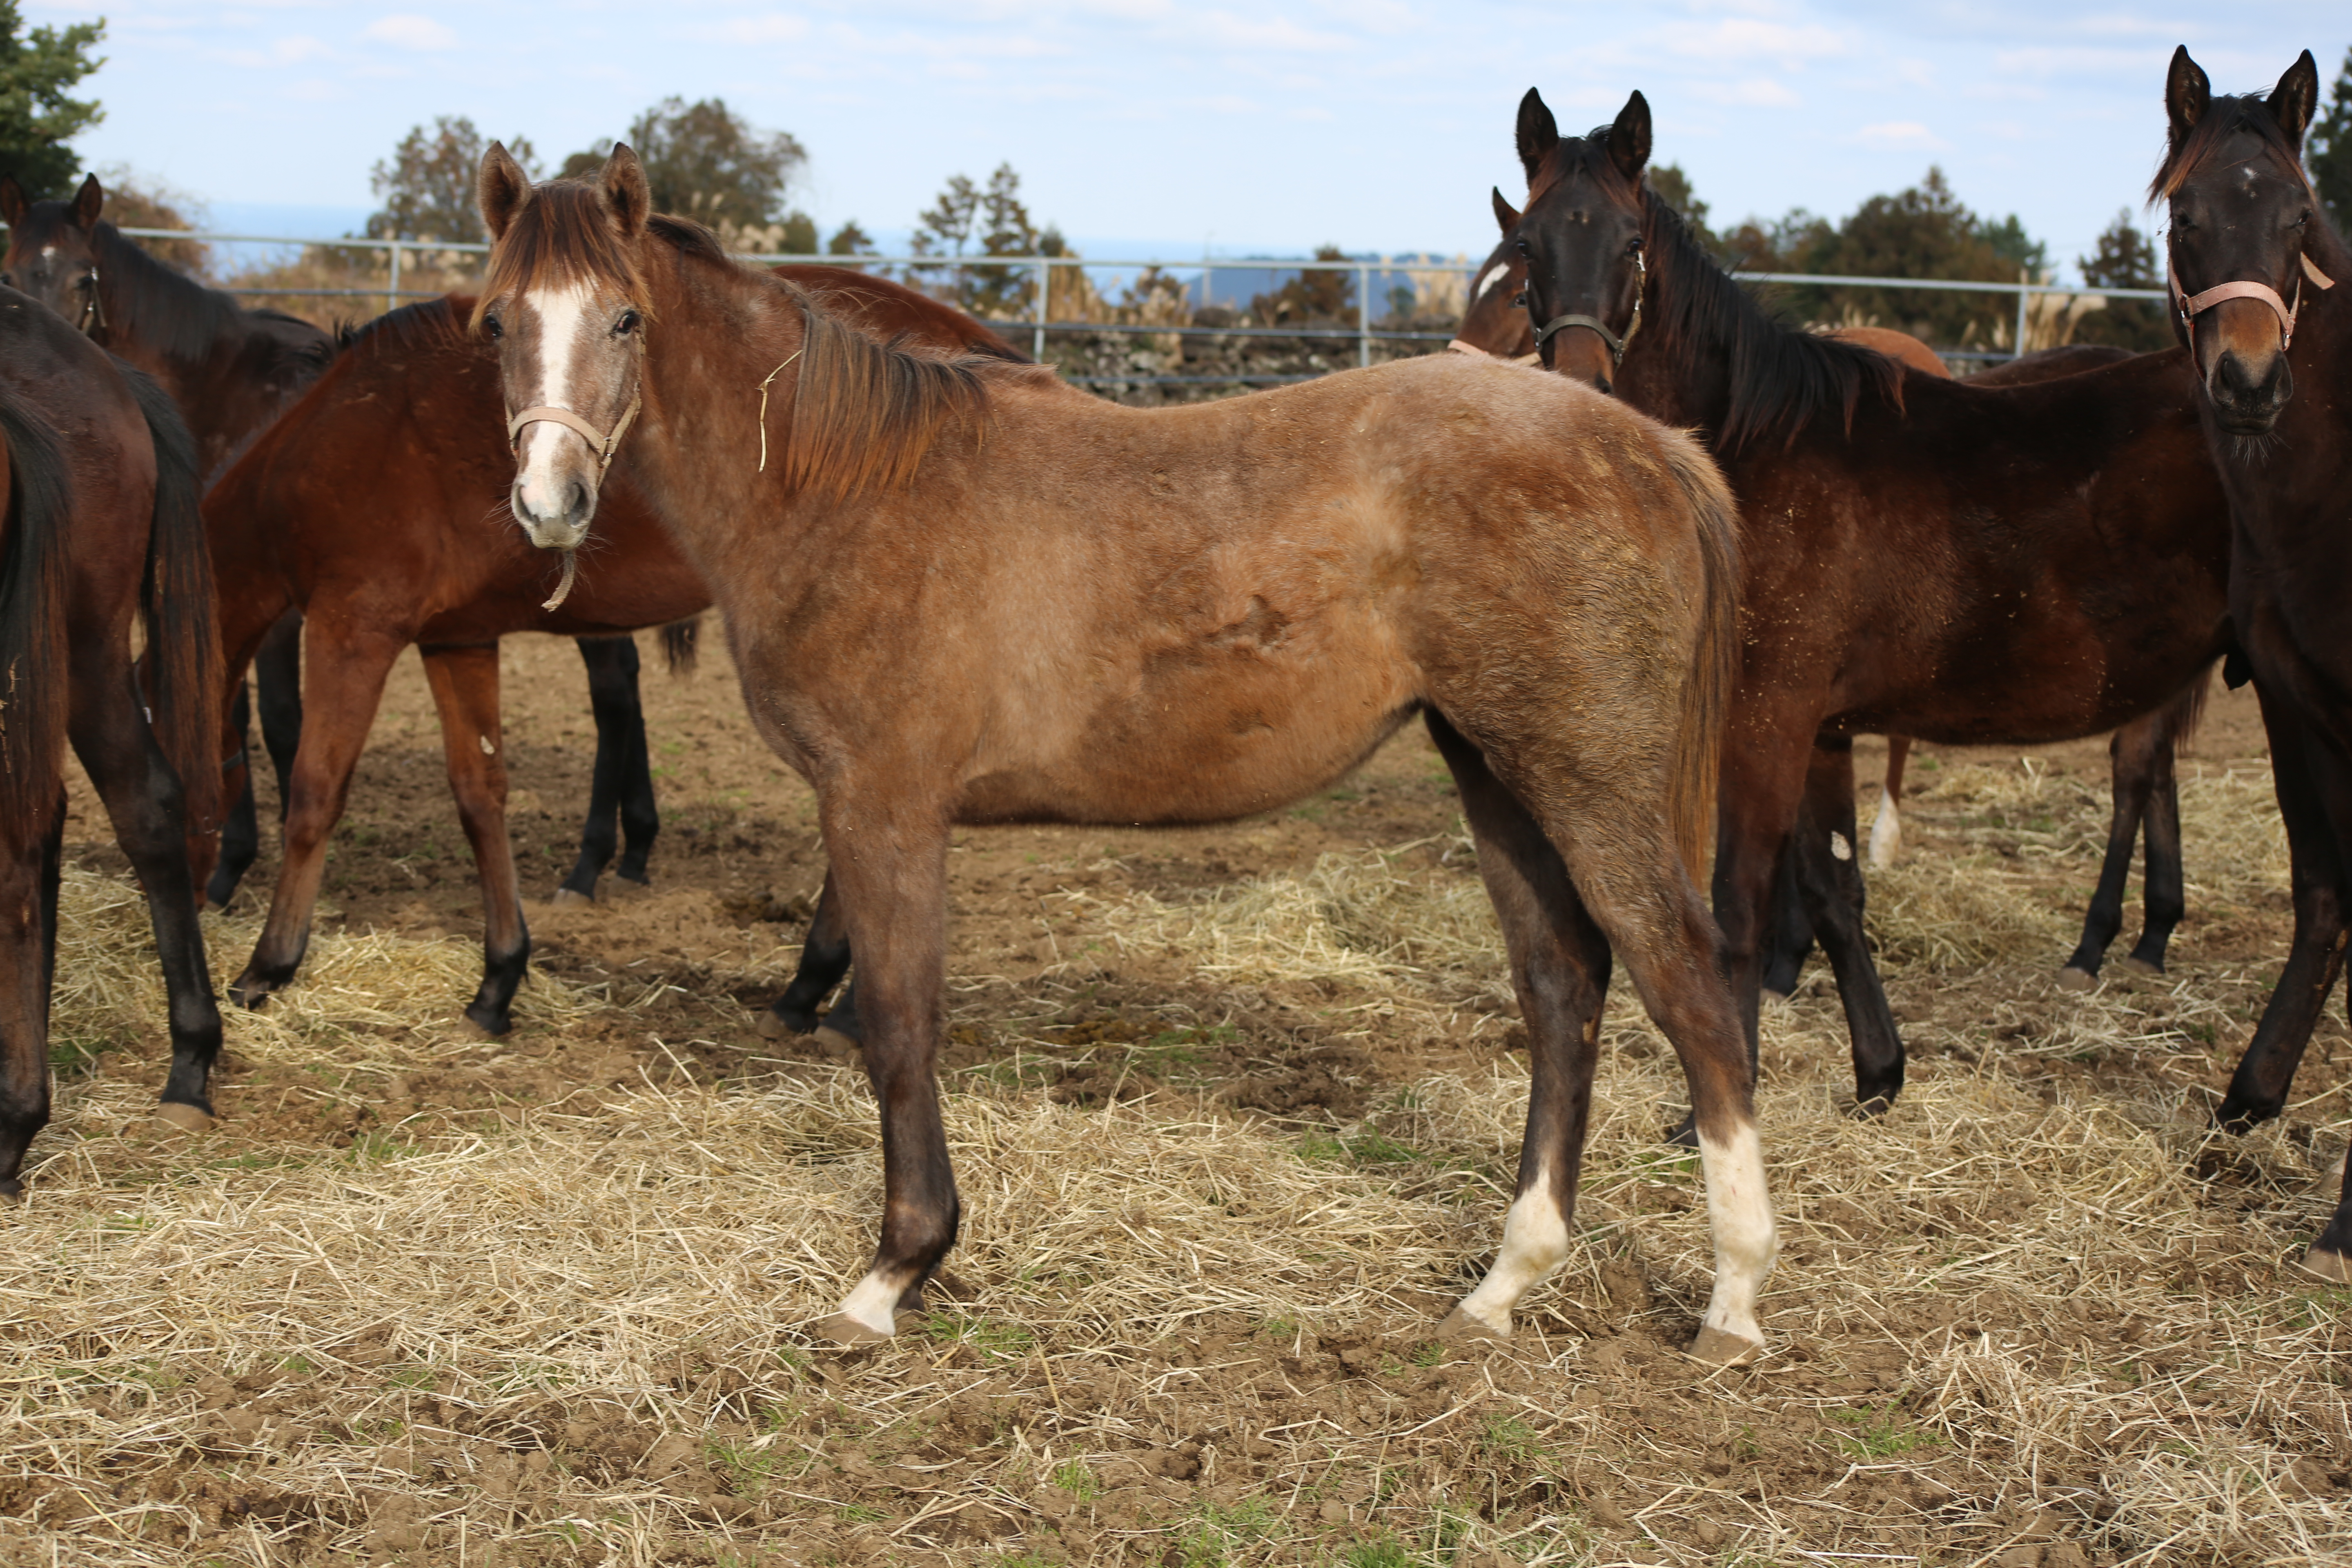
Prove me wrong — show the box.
[506,391,641,476]
[1446,338,1541,367]
[76,265,102,337]
[2170,251,2336,353]
[1527,251,1645,365]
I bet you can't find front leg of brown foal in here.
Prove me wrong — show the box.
[232,620,411,1009]
[419,641,530,1036]
[811,796,959,1343]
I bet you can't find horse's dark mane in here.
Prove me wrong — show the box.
[2151,92,2312,203]
[85,221,339,373]
[1634,180,1904,455]
[338,294,471,354]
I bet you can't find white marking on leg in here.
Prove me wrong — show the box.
[1695,1121,1777,1349]
[1455,1168,1570,1335]
[1868,795,1902,868]
[837,1270,902,1336]
[1829,830,1852,862]
[514,283,593,523]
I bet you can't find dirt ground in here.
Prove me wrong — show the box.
[9,631,2351,1568]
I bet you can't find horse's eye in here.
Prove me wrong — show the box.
[483,313,503,339]
[615,309,640,336]
[1512,290,1528,308]
[1513,238,1529,255]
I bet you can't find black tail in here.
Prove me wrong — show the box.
[0,388,71,841]
[659,616,699,676]
[118,364,224,835]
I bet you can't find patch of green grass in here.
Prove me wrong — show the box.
[1341,1537,1415,1568]
[382,1363,438,1391]
[1479,1413,1543,1464]
[834,1501,888,1524]
[707,1436,783,1495]
[1052,1459,1101,1501]
[1408,1339,1444,1368]
[922,1312,1036,1361]
[1830,1399,1938,1459]
[276,1354,315,1375]
[343,1131,420,1165]
[1261,1316,1298,1342]
[1176,1495,1279,1566]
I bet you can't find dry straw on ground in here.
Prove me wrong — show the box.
[5,751,2350,1567]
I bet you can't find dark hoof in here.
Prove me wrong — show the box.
[1688,1326,1763,1364]
[2298,1245,2352,1284]
[462,1004,513,1038]
[2118,955,2165,978]
[204,872,245,910]
[550,886,594,908]
[813,1025,861,1057]
[228,969,282,1011]
[1435,1306,1507,1343]
[1760,977,1797,1001]
[1663,1114,1699,1149]
[0,1176,20,1203]
[1848,1094,1895,1120]
[761,1000,822,1039]
[610,874,653,898]
[2055,965,2097,993]
[2213,1096,2279,1135]
[151,1101,216,1133]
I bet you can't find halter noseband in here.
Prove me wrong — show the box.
[75,263,102,337]
[505,392,641,478]
[2169,250,2335,353]
[1530,250,1645,365]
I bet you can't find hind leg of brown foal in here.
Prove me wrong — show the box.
[1423,715,1611,1342]
[807,792,956,1343]
[233,622,410,1009]
[2061,715,2164,989]
[70,664,224,1129]
[0,813,61,1196]
[420,641,530,1036]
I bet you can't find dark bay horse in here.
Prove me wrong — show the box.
[203,269,1025,1037]
[1499,89,2236,1121]
[0,286,225,1192]
[2154,48,2352,1274]
[1455,228,2216,996]
[473,147,1776,1359]
[0,174,703,913]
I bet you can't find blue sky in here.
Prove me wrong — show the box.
[38,0,2351,276]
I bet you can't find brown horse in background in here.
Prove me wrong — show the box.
[473,147,1777,1360]
[204,270,1025,1037]
[1499,89,2234,1128]
[2154,48,2352,1273]
[1454,228,2216,998]
[0,287,224,1193]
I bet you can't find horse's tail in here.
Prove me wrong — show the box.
[1658,429,1742,885]
[122,365,225,836]
[0,388,73,839]
[2165,661,2216,756]
[659,616,699,677]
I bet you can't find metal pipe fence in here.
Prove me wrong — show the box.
[101,227,2173,383]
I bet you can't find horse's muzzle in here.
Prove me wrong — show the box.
[510,478,593,552]
[2207,347,2294,437]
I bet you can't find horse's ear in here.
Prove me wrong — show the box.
[2268,49,2320,147]
[0,175,24,229]
[2165,46,2210,148]
[477,141,533,242]
[601,144,651,239]
[1608,91,1653,183]
[1516,89,1559,184]
[1491,186,1521,234]
[71,173,101,229]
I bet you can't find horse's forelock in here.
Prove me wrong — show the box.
[472,182,653,333]
[2151,92,2313,205]
[1528,128,1644,205]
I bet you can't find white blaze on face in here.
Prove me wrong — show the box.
[512,282,596,526]
[1472,262,1512,304]
[1454,1167,1570,1334]
[1696,1120,1777,1350]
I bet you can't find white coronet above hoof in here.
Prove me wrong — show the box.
[1687,1325,1763,1365]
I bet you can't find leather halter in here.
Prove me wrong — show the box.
[2169,250,2336,353]
[505,392,641,478]
[1446,338,1541,367]
[75,264,103,336]
[1530,250,1644,364]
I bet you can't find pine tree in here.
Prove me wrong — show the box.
[369,118,539,243]
[2074,208,2169,352]
[561,98,805,230]
[2309,45,2352,237]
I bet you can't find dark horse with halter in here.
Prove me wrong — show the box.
[201,270,1024,1038]
[2154,47,2352,1276]
[1454,239,2214,1000]
[0,174,710,911]
[1497,88,2238,1123]
[0,283,224,1192]
[471,147,1778,1360]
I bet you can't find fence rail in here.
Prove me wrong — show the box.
[101,227,2173,379]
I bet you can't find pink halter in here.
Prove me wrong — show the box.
[2170,252,2336,352]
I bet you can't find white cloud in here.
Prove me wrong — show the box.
[221,34,333,68]
[1662,18,1845,68]
[1195,12,1354,53]
[1855,120,1948,151]
[1694,77,1801,108]
[362,13,455,51]
[698,14,809,46]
